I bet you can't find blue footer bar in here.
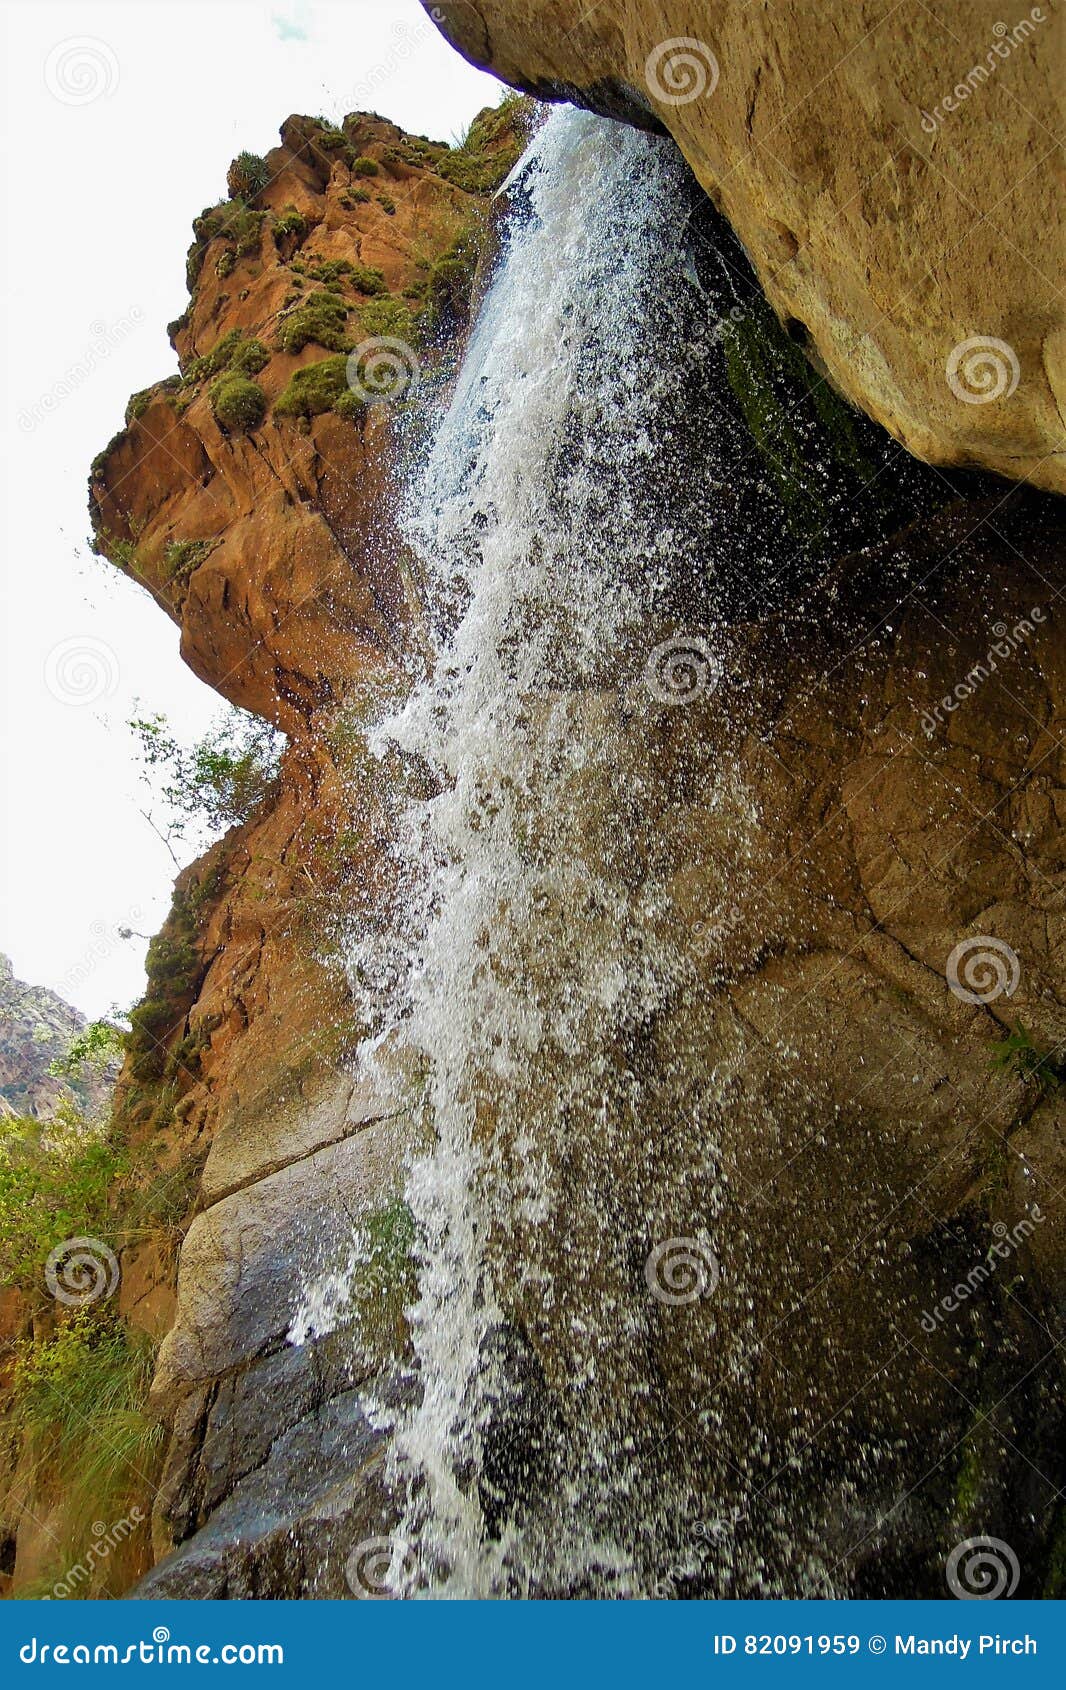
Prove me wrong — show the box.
[2,1600,1063,1685]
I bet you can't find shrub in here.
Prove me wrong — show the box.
[185,202,265,291]
[227,150,270,199]
[163,537,217,581]
[359,297,417,343]
[342,188,371,208]
[49,1021,125,1080]
[125,388,154,425]
[276,290,352,354]
[183,328,270,385]
[0,1107,125,1293]
[274,355,351,418]
[272,205,308,248]
[182,327,242,382]
[130,707,283,839]
[307,257,351,283]
[11,1314,162,1593]
[228,337,270,377]
[210,374,267,433]
[435,95,528,194]
[349,263,387,295]
[231,208,266,257]
[425,219,484,338]
[377,194,396,216]
[351,156,380,177]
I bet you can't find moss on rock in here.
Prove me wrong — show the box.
[210,374,267,434]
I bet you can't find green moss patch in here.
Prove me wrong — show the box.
[276,290,352,354]
[210,374,267,433]
[163,537,219,581]
[274,355,356,419]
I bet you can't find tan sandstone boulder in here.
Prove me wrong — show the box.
[428,0,1066,492]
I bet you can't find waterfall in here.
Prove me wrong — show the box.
[349,107,831,1598]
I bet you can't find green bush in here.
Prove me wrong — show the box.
[130,707,283,839]
[185,202,265,291]
[227,150,270,199]
[210,374,267,433]
[228,337,271,377]
[0,1108,124,1294]
[359,297,417,344]
[125,388,154,425]
[273,206,308,248]
[11,1313,162,1590]
[425,222,483,337]
[342,188,371,209]
[435,95,528,194]
[351,156,380,177]
[230,208,266,257]
[181,327,242,382]
[49,1021,125,1080]
[307,257,351,283]
[276,290,352,354]
[377,194,396,216]
[274,355,351,419]
[163,537,218,581]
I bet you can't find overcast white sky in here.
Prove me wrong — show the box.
[0,0,501,1018]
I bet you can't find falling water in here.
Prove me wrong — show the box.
[349,107,860,1598]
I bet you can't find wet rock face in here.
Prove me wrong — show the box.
[426,1,1066,493]
[134,1385,399,1599]
[558,496,1066,1596]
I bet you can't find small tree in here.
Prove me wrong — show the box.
[49,1021,126,1081]
[227,150,270,200]
[129,707,283,861]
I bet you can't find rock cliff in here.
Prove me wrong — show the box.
[426,0,1066,492]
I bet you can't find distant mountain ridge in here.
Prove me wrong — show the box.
[0,952,112,1120]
